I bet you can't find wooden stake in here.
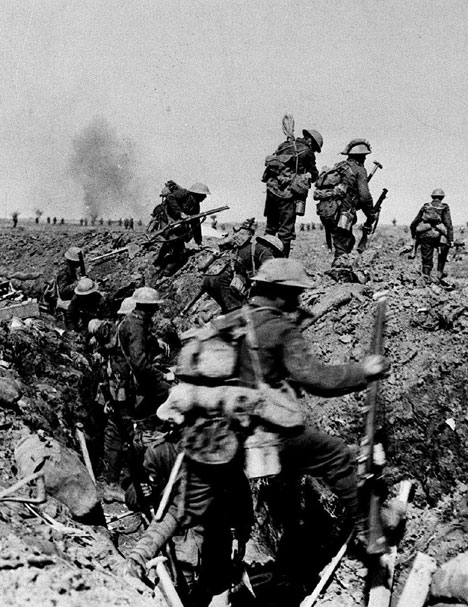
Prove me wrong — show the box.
[395,552,437,607]
[368,480,414,607]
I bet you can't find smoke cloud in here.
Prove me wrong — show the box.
[69,117,143,218]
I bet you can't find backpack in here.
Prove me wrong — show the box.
[313,161,354,222]
[176,308,247,383]
[421,202,444,226]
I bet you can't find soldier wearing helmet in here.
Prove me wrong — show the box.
[327,138,375,262]
[410,188,453,282]
[67,277,105,333]
[154,181,211,275]
[262,126,323,257]
[202,221,284,313]
[238,259,388,551]
[116,287,170,419]
[56,246,85,301]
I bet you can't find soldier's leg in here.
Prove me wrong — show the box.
[420,241,434,276]
[264,192,280,237]
[332,229,355,262]
[276,199,297,257]
[437,244,450,276]
[281,426,361,525]
[202,271,245,313]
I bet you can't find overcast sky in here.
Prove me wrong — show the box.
[0,0,467,225]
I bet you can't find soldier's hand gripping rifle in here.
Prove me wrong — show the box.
[357,188,388,253]
[358,297,389,555]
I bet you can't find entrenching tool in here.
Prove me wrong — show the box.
[75,422,96,485]
[0,470,46,504]
[368,160,383,182]
[147,556,185,607]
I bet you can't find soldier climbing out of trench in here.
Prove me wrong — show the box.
[119,258,388,606]
[202,219,284,313]
[153,181,211,276]
[410,188,453,284]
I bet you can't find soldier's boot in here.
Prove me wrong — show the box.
[422,266,432,283]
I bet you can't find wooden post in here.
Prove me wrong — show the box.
[368,480,413,607]
[396,552,437,607]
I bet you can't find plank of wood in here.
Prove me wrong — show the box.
[396,552,437,607]
[0,300,39,321]
[368,480,413,607]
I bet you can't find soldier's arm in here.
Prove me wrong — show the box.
[410,207,424,238]
[303,150,318,183]
[443,205,454,243]
[56,269,76,300]
[165,191,185,220]
[356,167,374,218]
[282,327,369,396]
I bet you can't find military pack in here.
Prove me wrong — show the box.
[421,202,445,226]
[313,161,353,223]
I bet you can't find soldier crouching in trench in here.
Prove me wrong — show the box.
[119,259,388,606]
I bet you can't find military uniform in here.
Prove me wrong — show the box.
[331,158,374,260]
[237,297,370,526]
[67,292,104,333]
[156,188,203,274]
[129,448,253,606]
[56,262,79,300]
[263,137,318,257]
[410,198,453,279]
[202,238,276,313]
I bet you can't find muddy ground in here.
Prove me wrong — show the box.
[0,220,468,606]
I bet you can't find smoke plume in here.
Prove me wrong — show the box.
[69,117,142,218]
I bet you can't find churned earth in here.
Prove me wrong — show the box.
[0,219,467,606]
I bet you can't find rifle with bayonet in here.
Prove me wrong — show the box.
[357,188,388,253]
[358,297,388,555]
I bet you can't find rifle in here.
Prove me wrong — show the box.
[358,297,388,556]
[408,238,419,260]
[144,206,230,245]
[357,188,388,253]
[78,251,87,276]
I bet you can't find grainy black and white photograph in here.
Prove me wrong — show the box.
[1,1,468,606]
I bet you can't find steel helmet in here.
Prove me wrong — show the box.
[302,129,323,152]
[252,258,314,289]
[341,138,372,155]
[159,186,171,198]
[74,277,98,296]
[117,297,136,315]
[431,188,445,198]
[64,247,83,263]
[188,183,211,196]
[255,234,284,254]
[132,286,164,305]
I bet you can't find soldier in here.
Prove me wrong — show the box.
[263,128,323,257]
[120,259,388,601]
[203,231,284,313]
[116,287,170,420]
[410,188,453,282]
[56,247,84,302]
[155,182,211,276]
[67,277,104,333]
[330,139,375,262]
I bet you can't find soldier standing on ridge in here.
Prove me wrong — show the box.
[57,247,85,301]
[263,127,323,257]
[410,188,453,282]
[330,139,375,262]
